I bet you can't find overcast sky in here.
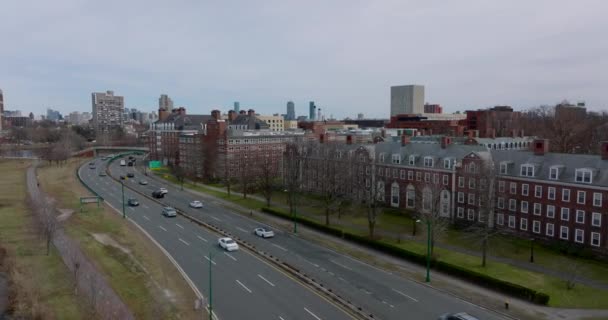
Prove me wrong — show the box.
[1,0,606,118]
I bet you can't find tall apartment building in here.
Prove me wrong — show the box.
[424,103,443,114]
[0,89,4,131]
[158,94,174,121]
[257,115,284,132]
[92,90,124,134]
[309,101,316,121]
[286,101,295,120]
[234,101,240,113]
[466,106,522,138]
[390,85,425,116]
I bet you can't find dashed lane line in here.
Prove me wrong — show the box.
[392,288,418,302]
[272,244,288,252]
[236,280,252,293]
[330,260,353,271]
[176,223,184,229]
[197,235,208,242]
[179,238,190,246]
[159,226,167,232]
[303,307,322,320]
[224,252,237,261]
[257,274,276,287]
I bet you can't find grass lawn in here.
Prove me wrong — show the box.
[0,159,85,319]
[38,158,199,319]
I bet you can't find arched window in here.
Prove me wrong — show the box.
[406,184,415,209]
[391,182,400,207]
[376,181,385,201]
[440,190,451,217]
[422,187,432,212]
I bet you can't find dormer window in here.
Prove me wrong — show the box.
[520,164,534,177]
[500,163,508,175]
[392,154,401,164]
[467,162,477,173]
[423,157,434,167]
[408,155,417,165]
[443,158,453,169]
[379,153,385,163]
[549,167,559,180]
[575,169,593,184]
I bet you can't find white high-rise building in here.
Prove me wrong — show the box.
[159,94,174,111]
[92,90,124,134]
[390,85,425,116]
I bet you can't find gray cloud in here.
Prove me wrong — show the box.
[0,0,606,118]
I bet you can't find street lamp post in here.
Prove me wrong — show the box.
[121,181,126,219]
[208,251,213,320]
[416,219,431,283]
[530,238,535,263]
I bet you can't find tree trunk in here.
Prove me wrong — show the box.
[482,237,488,267]
[368,219,375,239]
[325,208,330,226]
[46,236,51,255]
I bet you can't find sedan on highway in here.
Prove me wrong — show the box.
[120,175,126,180]
[161,207,177,217]
[98,172,107,177]
[218,237,239,251]
[254,227,275,238]
[127,172,135,178]
[139,180,148,185]
[152,190,165,198]
[159,187,168,195]
[438,312,480,320]
[127,198,139,206]
[189,200,203,208]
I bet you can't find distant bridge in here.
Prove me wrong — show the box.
[73,146,149,158]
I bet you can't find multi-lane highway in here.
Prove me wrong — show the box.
[84,155,509,320]
[79,157,355,320]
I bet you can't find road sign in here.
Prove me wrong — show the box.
[149,160,162,169]
[79,196,101,212]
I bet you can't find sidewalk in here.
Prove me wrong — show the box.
[147,170,608,320]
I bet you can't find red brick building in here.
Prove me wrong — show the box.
[465,106,522,138]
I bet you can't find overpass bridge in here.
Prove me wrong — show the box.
[73,146,149,158]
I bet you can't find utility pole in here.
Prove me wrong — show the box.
[121,181,126,219]
[208,252,213,320]
[426,220,431,283]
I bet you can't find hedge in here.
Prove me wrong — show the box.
[261,206,550,305]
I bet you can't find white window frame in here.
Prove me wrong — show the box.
[562,189,570,202]
[546,223,554,237]
[497,213,504,225]
[433,174,439,184]
[520,164,534,177]
[416,172,421,181]
[533,220,541,234]
[468,193,475,205]
[408,155,416,165]
[592,212,602,227]
[535,185,542,198]
[548,187,556,200]
[520,218,528,231]
[457,207,464,218]
[469,178,476,189]
[522,184,529,196]
[521,201,529,213]
[424,172,430,182]
[467,209,475,221]
[423,156,434,167]
[458,177,464,188]
[510,182,517,194]
[593,192,603,207]
[379,153,385,163]
[442,175,449,186]
[561,207,570,221]
[392,154,401,164]
[577,191,586,204]
[497,197,505,209]
[508,215,516,228]
[457,192,464,204]
[560,226,569,240]
[443,158,452,169]
[591,232,600,247]
[549,166,559,180]
[499,181,505,193]
[547,205,555,218]
[400,170,406,179]
[533,203,541,216]
[500,162,508,174]
[575,229,584,244]
[509,199,517,212]
[576,210,585,224]
[408,171,413,180]
[575,168,592,184]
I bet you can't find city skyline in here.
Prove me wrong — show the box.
[1,1,607,117]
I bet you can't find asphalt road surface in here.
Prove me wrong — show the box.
[86,155,509,320]
[80,158,355,320]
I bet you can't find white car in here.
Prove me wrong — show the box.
[189,200,203,208]
[159,187,168,195]
[254,227,275,238]
[161,207,177,217]
[218,237,239,251]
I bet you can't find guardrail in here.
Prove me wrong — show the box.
[106,157,375,320]
[76,163,105,201]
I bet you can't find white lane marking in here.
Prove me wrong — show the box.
[176,223,184,229]
[210,216,222,221]
[330,260,353,271]
[303,258,319,268]
[159,226,167,232]
[129,207,135,211]
[204,256,217,265]
[279,317,286,320]
[304,307,322,320]
[224,252,237,261]
[381,300,395,308]
[338,277,346,282]
[392,288,418,302]
[236,280,252,293]
[257,274,276,287]
[143,205,150,209]
[179,238,190,246]
[143,215,150,221]
[272,244,288,252]
[236,226,248,233]
[197,235,208,242]
[344,253,393,275]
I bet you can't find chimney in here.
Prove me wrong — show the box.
[490,128,496,139]
[319,134,325,143]
[211,109,221,120]
[519,129,525,138]
[228,110,236,122]
[511,129,517,138]
[441,136,451,149]
[533,139,549,156]
[346,135,353,145]
[178,107,186,116]
[466,130,473,139]
[601,141,608,160]
[401,134,410,146]
[239,110,246,115]
[248,109,255,117]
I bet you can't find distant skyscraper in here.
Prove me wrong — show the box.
[0,88,4,115]
[92,90,124,134]
[46,108,63,122]
[309,101,316,121]
[390,85,425,116]
[357,113,364,120]
[234,101,240,112]
[286,101,295,120]
[159,94,174,111]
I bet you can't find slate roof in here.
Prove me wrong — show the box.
[156,114,214,131]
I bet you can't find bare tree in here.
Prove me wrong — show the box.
[172,163,185,190]
[315,143,348,226]
[414,175,451,256]
[284,141,302,215]
[256,154,278,207]
[350,146,383,238]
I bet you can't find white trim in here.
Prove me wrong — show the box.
[492,175,607,192]
[591,232,601,247]
[560,226,569,240]
[520,218,528,231]
[546,223,554,237]
[575,210,585,224]
[533,220,541,234]
[592,212,602,227]
[575,229,584,244]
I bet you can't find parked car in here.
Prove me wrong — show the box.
[159,187,168,195]
[218,237,239,251]
[98,172,107,177]
[189,200,203,208]
[152,190,164,198]
[127,198,139,206]
[120,175,126,180]
[438,312,480,320]
[254,227,275,238]
[89,161,95,165]
[127,172,135,178]
[89,165,96,169]
[139,180,148,185]
[162,207,177,217]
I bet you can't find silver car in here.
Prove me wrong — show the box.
[254,227,275,238]
[161,207,177,217]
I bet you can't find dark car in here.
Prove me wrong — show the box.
[128,155,134,160]
[127,198,139,206]
[127,172,135,178]
[120,175,126,180]
[127,161,134,167]
[98,172,107,177]
[152,190,164,198]
[438,312,480,320]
